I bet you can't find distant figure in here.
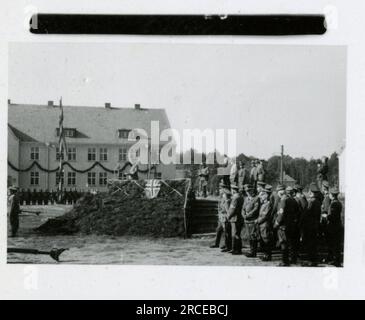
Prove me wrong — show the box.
[229,158,238,187]
[198,163,209,198]
[325,187,343,267]
[317,156,329,191]
[221,154,230,188]
[256,160,265,182]
[250,160,258,189]
[237,161,247,191]
[32,188,38,205]
[8,187,20,237]
[128,159,140,180]
[25,188,31,205]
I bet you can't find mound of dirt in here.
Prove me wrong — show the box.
[36,179,192,237]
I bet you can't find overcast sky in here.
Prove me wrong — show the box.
[8,42,346,159]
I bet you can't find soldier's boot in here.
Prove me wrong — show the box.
[260,243,272,261]
[231,237,242,255]
[245,241,257,258]
[279,248,290,266]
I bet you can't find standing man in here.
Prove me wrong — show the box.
[221,154,231,189]
[242,185,260,257]
[320,181,331,240]
[274,185,300,266]
[229,158,238,187]
[317,156,329,191]
[210,182,231,250]
[227,184,244,255]
[324,187,343,267]
[300,183,322,266]
[257,181,266,195]
[8,187,21,237]
[198,162,210,198]
[256,160,265,183]
[255,185,274,261]
[249,160,258,189]
[237,161,247,191]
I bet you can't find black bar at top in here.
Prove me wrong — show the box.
[29,14,326,36]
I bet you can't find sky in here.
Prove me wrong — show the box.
[8,42,346,159]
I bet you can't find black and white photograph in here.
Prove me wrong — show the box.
[6,42,346,267]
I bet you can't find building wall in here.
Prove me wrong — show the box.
[12,142,176,191]
[7,128,19,187]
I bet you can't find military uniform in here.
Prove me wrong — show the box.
[300,189,322,266]
[242,190,260,257]
[9,188,20,237]
[24,189,31,205]
[237,166,247,190]
[199,165,209,198]
[274,192,300,266]
[211,190,231,250]
[326,189,343,266]
[256,191,273,260]
[227,186,244,254]
[256,161,265,182]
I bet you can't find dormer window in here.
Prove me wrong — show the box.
[118,129,131,139]
[56,128,76,138]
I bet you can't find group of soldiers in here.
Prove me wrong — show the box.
[7,187,87,237]
[14,188,84,206]
[210,177,343,267]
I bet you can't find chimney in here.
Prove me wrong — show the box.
[105,102,111,109]
[48,100,54,107]
[134,104,141,110]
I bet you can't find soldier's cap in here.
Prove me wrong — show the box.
[310,183,320,193]
[243,184,250,189]
[222,188,231,195]
[294,184,303,191]
[322,181,329,188]
[329,187,340,195]
[263,184,273,193]
[257,181,266,186]
[286,186,294,193]
[246,185,255,191]
[276,185,285,192]
[9,186,18,192]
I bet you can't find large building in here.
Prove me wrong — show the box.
[8,100,176,191]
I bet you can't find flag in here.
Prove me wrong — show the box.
[144,179,161,199]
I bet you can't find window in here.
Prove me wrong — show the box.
[118,129,131,139]
[56,128,76,138]
[88,148,96,161]
[119,147,128,161]
[56,147,65,161]
[99,172,107,186]
[87,172,96,186]
[67,172,76,186]
[30,147,39,160]
[30,171,39,185]
[68,147,76,161]
[56,172,64,185]
[99,148,108,161]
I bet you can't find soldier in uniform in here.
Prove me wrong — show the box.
[8,186,21,237]
[256,181,266,195]
[256,160,265,183]
[229,158,238,187]
[242,185,260,257]
[317,156,329,191]
[31,188,37,205]
[227,184,244,254]
[300,183,322,266]
[18,188,24,206]
[324,187,343,266]
[320,181,331,241]
[198,162,210,198]
[237,161,247,191]
[210,182,231,251]
[249,160,258,189]
[274,186,300,266]
[255,185,274,261]
[24,188,31,205]
[44,189,50,205]
[38,189,44,205]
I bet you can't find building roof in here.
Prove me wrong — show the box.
[8,102,171,145]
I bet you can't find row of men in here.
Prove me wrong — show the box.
[210,180,343,267]
[12,188,84,205]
